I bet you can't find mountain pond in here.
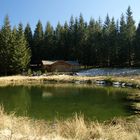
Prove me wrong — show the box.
[0,84,135,121]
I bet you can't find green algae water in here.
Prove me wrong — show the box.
[0,84,133,121]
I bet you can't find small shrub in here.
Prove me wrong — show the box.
[27,69,32,76]
[36,70,42,76]
[45,70,47,74]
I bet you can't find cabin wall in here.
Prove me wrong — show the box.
[51,62,71,72]
[42,61,80,72]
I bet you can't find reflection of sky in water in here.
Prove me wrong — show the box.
[42,92,53,98]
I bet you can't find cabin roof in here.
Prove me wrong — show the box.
[66,61,80,66]
[42,60,56,65]
[42,60,79,66]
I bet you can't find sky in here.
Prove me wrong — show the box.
[0,0,140,30]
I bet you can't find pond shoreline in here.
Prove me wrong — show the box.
[0,75,140,88]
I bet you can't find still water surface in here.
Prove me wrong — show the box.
[0,84,133,121]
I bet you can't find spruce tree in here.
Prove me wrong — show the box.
[55,22,69,60]
[114,20,120,66]
[54,22,63,59]
[68,16,75,59]
[24,23,33,62]
[72,17,79,60]
[76,14,86,62]
[86,18,96,66]
[33,20,44,62]
[118,14,127,66]
[103,14,111,66]
[62,21,69,59]
[11,23,31,73]
[43,22,54,59]
[24,23,33,49]
[94,18,103,66]
[0,15,12,75]
[134,23,140,66]
[108,17,118,66]
[126,6,136,66]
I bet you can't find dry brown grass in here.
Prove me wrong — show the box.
[0,106,140,140]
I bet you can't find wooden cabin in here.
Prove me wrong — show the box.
[42,60,80,72]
